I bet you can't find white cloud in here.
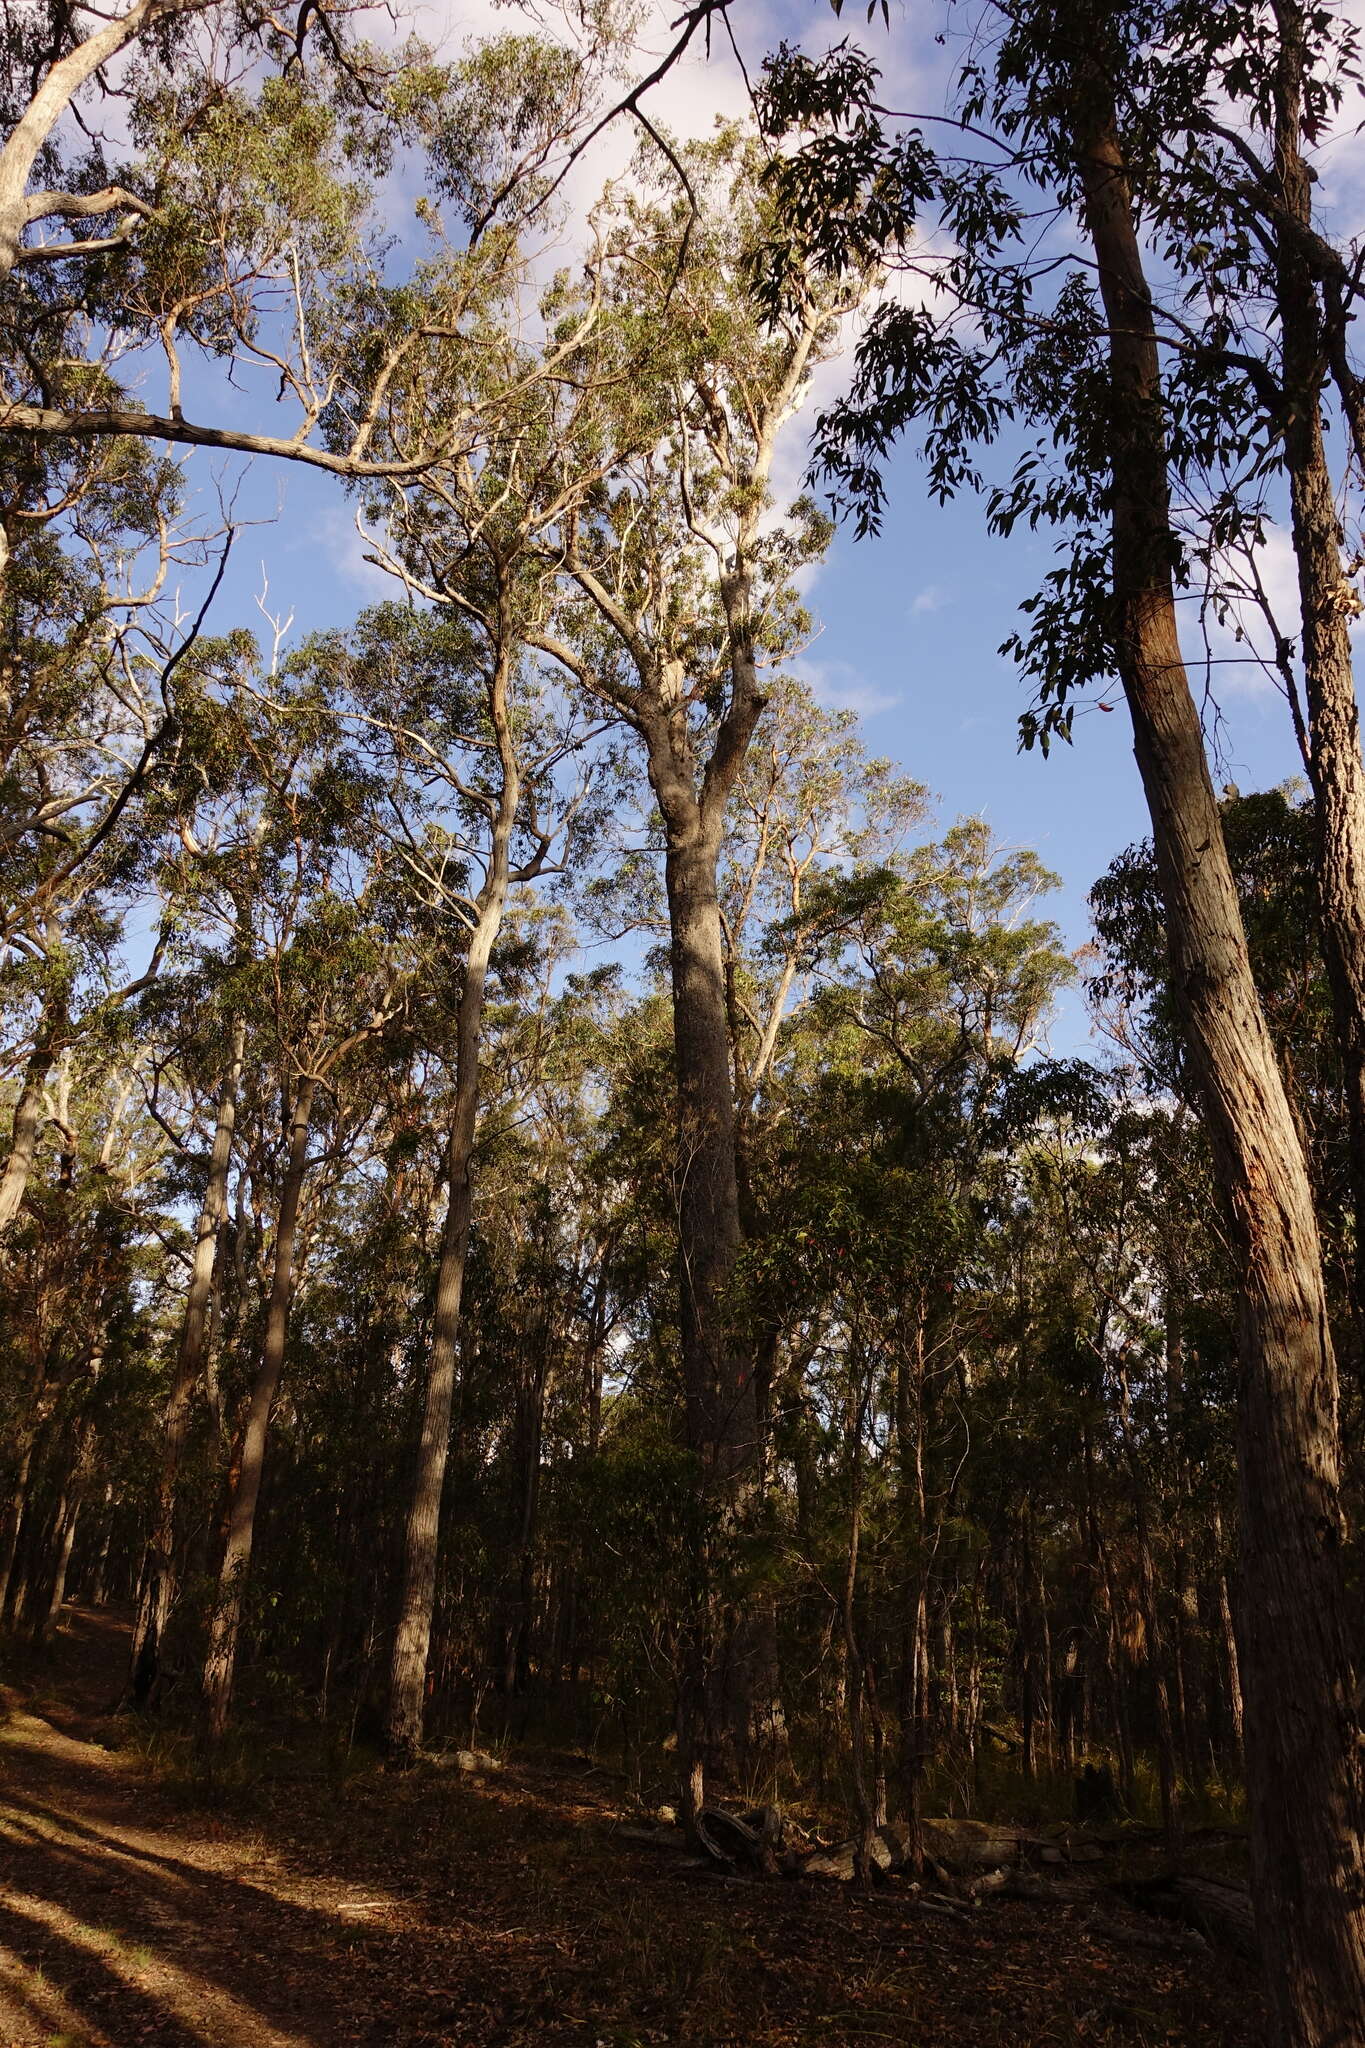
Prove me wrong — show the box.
[910,584,946,615]
[296,505,400,611]
[1187,520,1301,703]
[1314,0,1365,243]
[792,655,899,718]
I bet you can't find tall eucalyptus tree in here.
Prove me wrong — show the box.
[752,6,1365,2031]
[533,134,869,1816]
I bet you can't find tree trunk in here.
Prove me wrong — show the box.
[1218,1565,1245,1763]
[0,1435,35,1618]
[87,1480,115,1606]
[656,799,753,1483]
[646,722,760,1826]
[841,1372,877,1879]
[38,1491,81,1646]
[1134,1492,1181,1846]
[131,1017,244,1705]
[202,1070,316,1741]
[37,1403,97,1647]
[896,1296,932,1866]
[499,1318,550,1703]
[385,637,520,1760]
[1075,88,1365,2045]
[1172,1540,1202,1787]
[564,307,824,1815]
[0,1004,63,1239]
[1271,1,1365,1336]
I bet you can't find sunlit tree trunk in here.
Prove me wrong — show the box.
[560,292,826,1827]
[624,677,763,1827]
[1214,1520,1245,1764]
[385,638,520,1760]
[896,1295,931,1869]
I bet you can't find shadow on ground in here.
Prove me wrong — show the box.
[0,1605,1265,2048]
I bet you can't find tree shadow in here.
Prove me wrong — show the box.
[0,1887,212,2048]
[0,1761,423,2045]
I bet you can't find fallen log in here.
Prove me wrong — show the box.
[612,1804,1118,1885]
[794,1832,895,1881]
[617,1823,688,1851]
[996,1872,1096,1908]
[920,1818,1030,1872]
[1118,1874,1256,1958]
[429,1747,503,1774]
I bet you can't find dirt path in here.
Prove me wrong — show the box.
[0,1607,1264,2048]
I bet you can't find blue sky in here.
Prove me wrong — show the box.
[808,456,1314,1055]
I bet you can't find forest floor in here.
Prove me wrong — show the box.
[0,1607,1261,2048]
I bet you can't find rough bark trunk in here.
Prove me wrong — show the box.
[1075,91,1365,2046]
[385,640,520,1760]
[131,1017,244,1706]
[1271,2,1365,1335]
[656,801,753,1481]
[647,721,760,1826]
[202,1070,316,1741]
